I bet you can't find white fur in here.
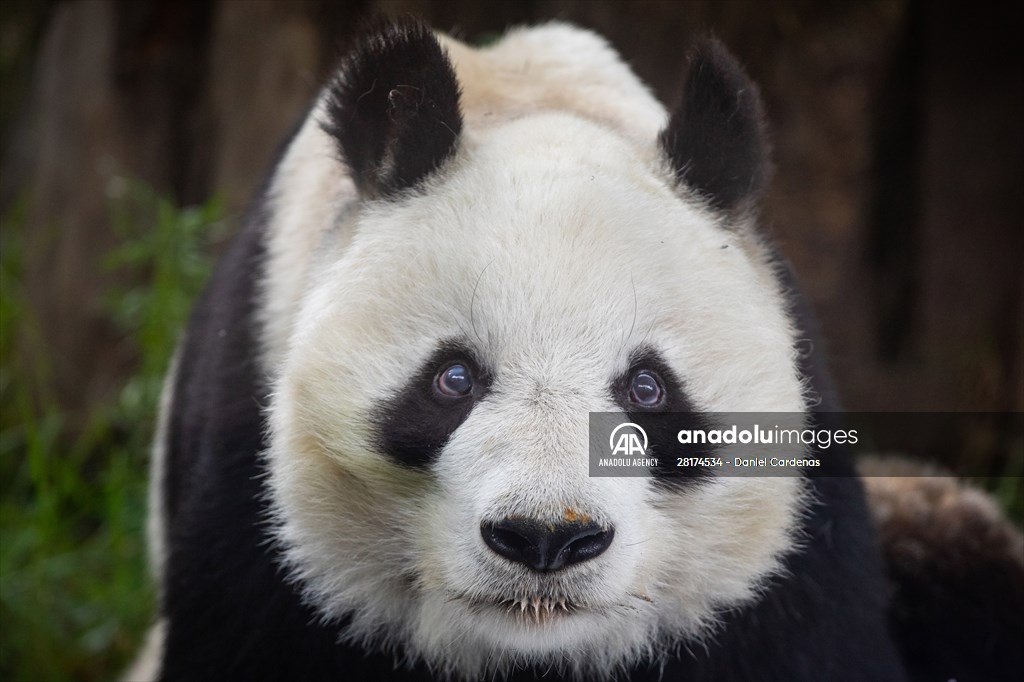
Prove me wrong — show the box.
[122,619,166,682]
[130,347,178,681]
[146,346,180,588]
[261,24,807,680]
[438,24,666,144]
[258,106,355,373]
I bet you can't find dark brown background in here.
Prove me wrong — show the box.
[3,0,1022,425]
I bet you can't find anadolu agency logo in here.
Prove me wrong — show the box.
[609,422,648,456]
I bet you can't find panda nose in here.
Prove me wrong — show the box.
[480,518,614,572]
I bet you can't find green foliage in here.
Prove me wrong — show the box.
[0,184,223,681]
[103,181,225,430]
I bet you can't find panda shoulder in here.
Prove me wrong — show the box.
[859,457,1024,678]
[860,457,1022,569]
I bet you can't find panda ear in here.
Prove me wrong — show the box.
[323,18,463,198]
[659,38,771,214]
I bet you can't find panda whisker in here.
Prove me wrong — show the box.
[618,273,639,357]
[468,258,496,348]
[628,592,655,605]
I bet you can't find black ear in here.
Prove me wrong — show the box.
[659,39,770,214]
[324,18,463,198]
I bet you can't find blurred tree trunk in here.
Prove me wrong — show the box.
[8,0,211,418]
[2,0,1021,427]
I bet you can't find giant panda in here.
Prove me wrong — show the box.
[128,17,1023,682]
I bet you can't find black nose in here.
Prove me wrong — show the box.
[481,518,614,572]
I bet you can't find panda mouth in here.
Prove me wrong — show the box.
[461,594,583,624]
[499,595,578,623]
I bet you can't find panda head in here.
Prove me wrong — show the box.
[266,18,807,680]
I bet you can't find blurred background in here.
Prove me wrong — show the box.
[1,0,1021,679]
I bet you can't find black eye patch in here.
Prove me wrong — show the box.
[374,341,491,469]
[611,348,716,489]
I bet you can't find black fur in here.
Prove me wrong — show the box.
[374,340,491,468]
[886,536,1024,682]
[323,17,463,198]
[874,479,1024,682]
[659,38,770,214]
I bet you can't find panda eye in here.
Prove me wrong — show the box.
[628,370,664,407]
[435,363,474,398]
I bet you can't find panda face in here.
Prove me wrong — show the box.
[264,21,807,680]
[267,115,805,678]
